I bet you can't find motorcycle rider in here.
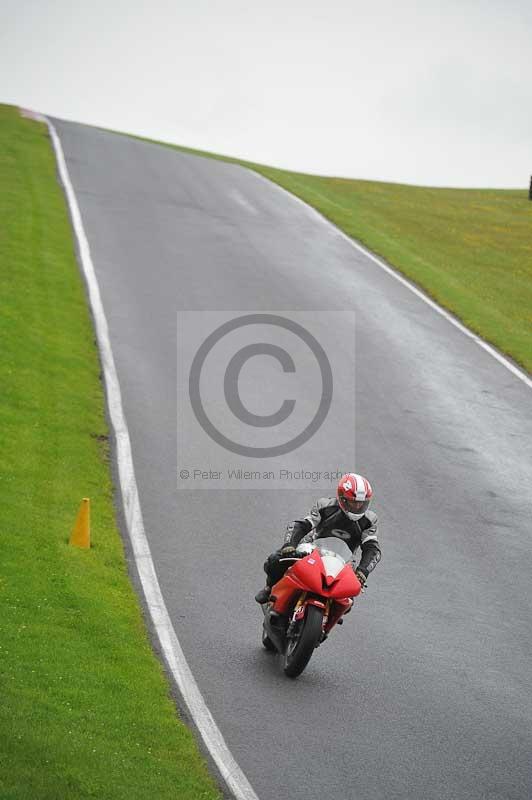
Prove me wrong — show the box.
[255,473,381,604]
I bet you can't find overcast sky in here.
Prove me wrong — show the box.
[1,0,531,187]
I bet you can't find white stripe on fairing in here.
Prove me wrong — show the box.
[361,534,378,544]
[46,119,259,800]
[250,171,532,391]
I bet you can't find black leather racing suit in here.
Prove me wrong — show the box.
[264,497,381,588]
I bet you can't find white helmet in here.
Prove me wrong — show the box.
[337,473,373,521]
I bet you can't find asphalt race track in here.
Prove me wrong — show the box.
[53,118,532,800]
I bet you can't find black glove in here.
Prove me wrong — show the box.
[265,545,295,569]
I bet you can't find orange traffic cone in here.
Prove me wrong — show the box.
[69,498,90,549]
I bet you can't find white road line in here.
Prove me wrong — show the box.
[46,119,260,800]
[229,188,258,214]
[249,170,532,391]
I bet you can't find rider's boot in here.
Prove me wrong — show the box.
[254,585,271,604]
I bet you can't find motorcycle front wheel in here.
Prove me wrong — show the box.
[283,604,324,678]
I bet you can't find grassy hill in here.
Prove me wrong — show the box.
[0,103,220,799]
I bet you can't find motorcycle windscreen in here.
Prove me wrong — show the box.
[314,536,353,565]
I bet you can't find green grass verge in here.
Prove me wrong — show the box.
[0,104,221,799]
[136,136,532,374]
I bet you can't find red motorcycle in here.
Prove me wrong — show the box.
[261,537,362,677]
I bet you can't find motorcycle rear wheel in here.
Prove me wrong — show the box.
[283,604,323,678]
[262,625,276,652]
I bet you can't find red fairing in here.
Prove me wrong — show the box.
[270,570,310,615]
[327,565,361,599]
[270,549,361,615]
[290,553,326,594]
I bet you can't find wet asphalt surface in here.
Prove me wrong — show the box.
[53,118,532,800]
